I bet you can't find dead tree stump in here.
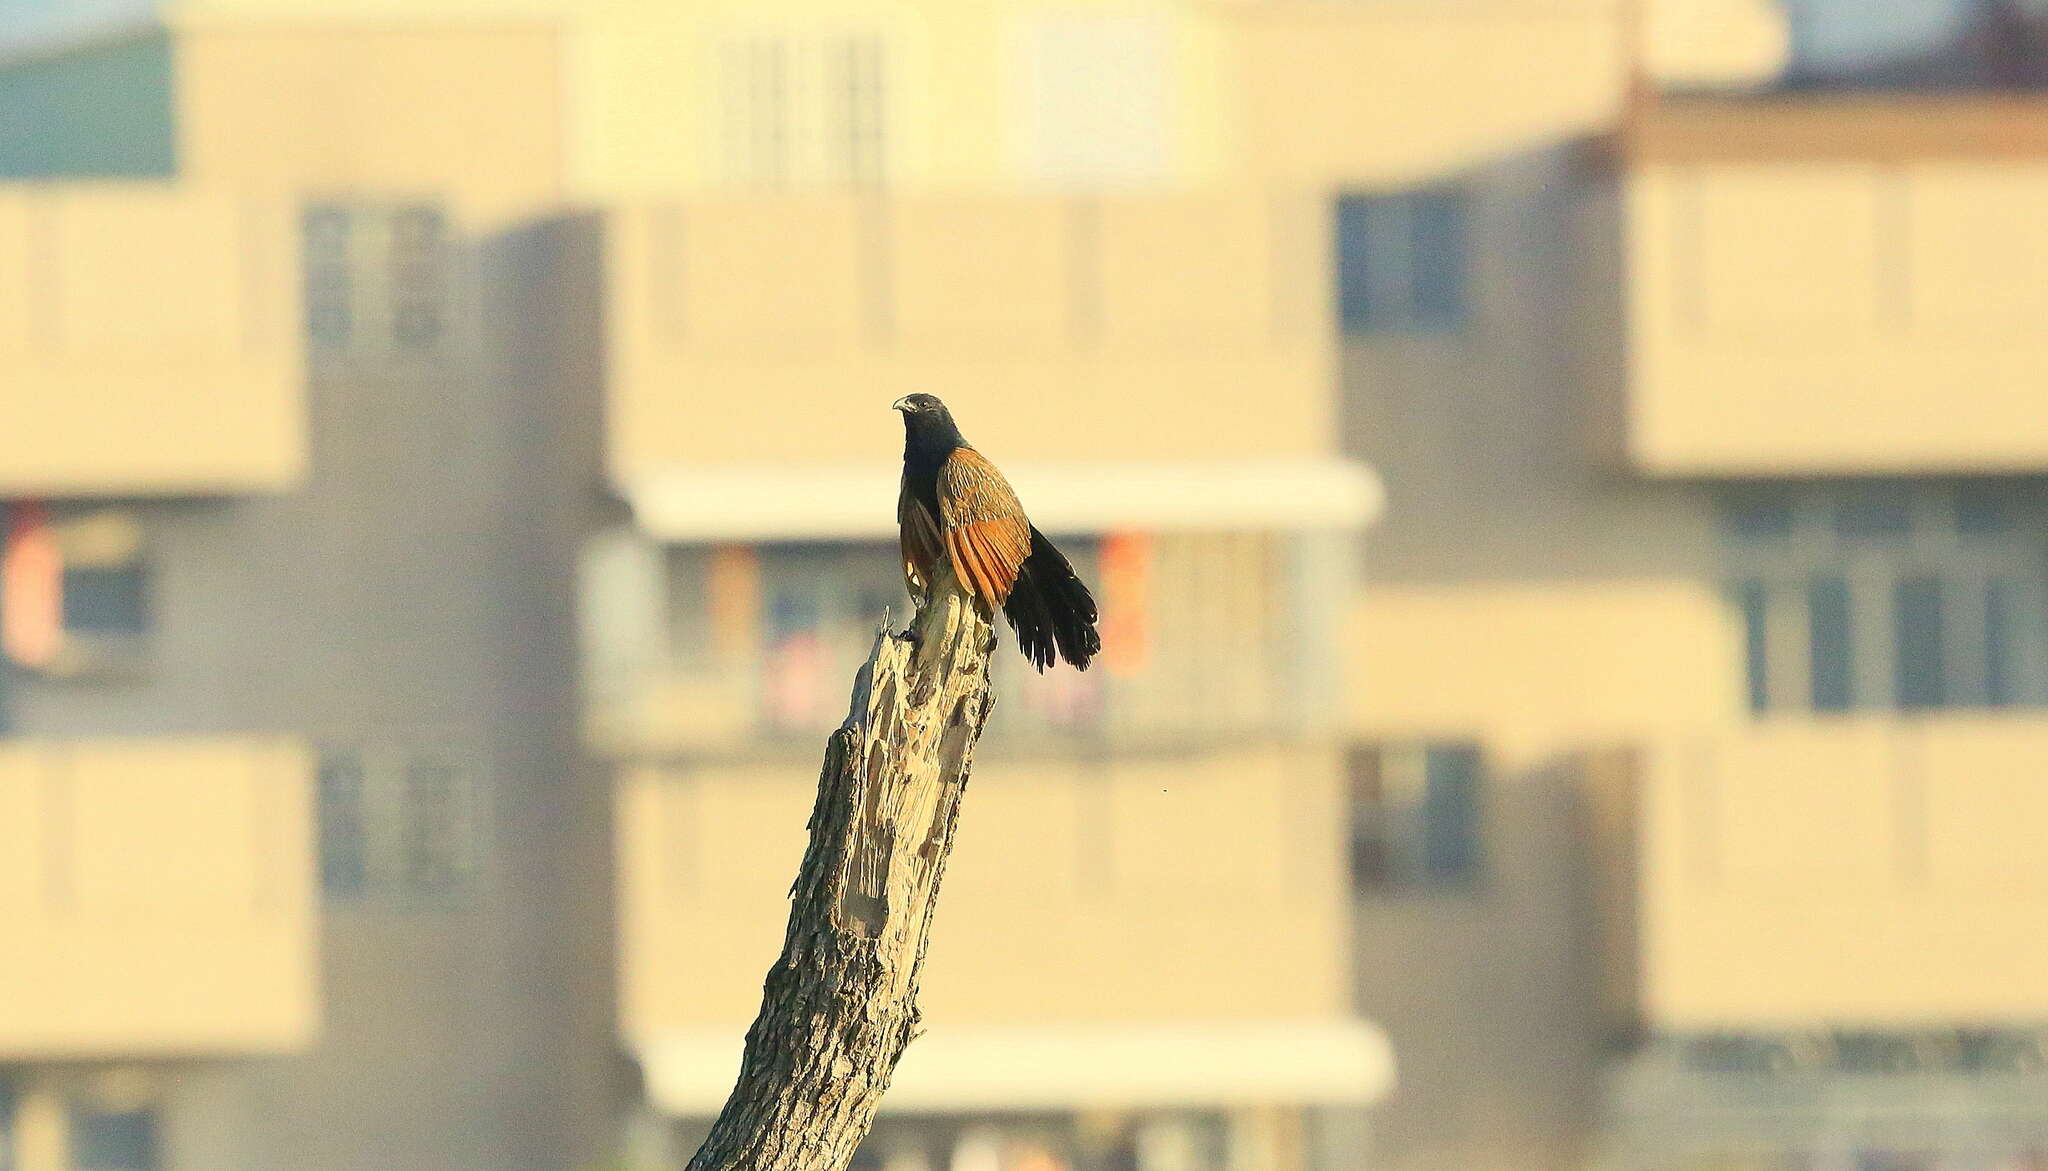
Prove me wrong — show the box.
[684,574,998,1171]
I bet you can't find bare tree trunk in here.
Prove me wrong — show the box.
[685,576,998,1171]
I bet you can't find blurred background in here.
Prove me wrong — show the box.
[1,1,2045,1169]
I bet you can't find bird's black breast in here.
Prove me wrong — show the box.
[901,441,955,522]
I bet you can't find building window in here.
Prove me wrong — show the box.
[834,36,887,185]
[1893,575,1947,709]
[1336,188,1470,335]
[1720,486,1797,543]
[1721,483,2048,712]
[302,202,451,357]
[68,1104,157,1171]
[1807,574,1855,711]
[316,745,484,907]
[316,752,369,897]
[388,206,448,351]
[63,566,147,635]
[1835,484,1913,541]
[1,503,150,675]
[1348,742,1483,893]
[721,32,890,188]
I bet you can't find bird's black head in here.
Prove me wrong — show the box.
[892,394,967,457]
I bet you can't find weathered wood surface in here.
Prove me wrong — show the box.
[684,575,997,1171]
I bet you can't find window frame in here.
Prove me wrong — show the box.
[1720,483,2048,714]
[315,741,487,909]
[301,201,453,361]
[1347,741,1486,896]
[1,504,153,678]
[1335,186,1472,336]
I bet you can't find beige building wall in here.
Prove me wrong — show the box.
[0,186,305,495]
[562,2,1227,196]
[1614,104,2048,475]
[168,16,565,224]
[1230,1,1630,187]
[1353,580,1743,764]
[0,737,316,1057]
[156,0,1782,200]
[1338,76,2048,1166]
[601,191,1333,482]
[1636,716,2048,1029]
[618,744,1352,1039]
[168,0,1241,196]
[561,0,1783,197]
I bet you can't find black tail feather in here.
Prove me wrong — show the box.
[1001,528,1101,671]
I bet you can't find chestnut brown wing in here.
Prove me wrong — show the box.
[937,448,1033,607]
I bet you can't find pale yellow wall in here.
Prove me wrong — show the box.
[168,20,564,223]
[0,737,317,1058]
[161,0,1731,200]
[1230,2,1628,186]
[617,744,1351,1040]
[149,0,1787,206]
[1641,0,1787,89]
[1349,579,1744,765]
[565,0,1780,197]
[0,186,305,495]
[602,190,1332,478]
[1637,716,2048,1027]
[562,0,1238,197]
[1620,158,2048,475]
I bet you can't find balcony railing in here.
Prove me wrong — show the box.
[0,186,306,495]
[1607,101,2048,475]
[615,743,1381,1113]
[1610,716,2048,1029]
[581,530,1352,758]
[0,736,317,1058]
[599,192,1335,481]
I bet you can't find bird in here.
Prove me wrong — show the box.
[892,394,1100,672]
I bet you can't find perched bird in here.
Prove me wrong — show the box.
[893,394,1100,671]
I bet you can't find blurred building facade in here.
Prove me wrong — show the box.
[2,2,2046,1171]
[0,2,1393,1170]
[1340,4,2048,1171]
[0,56,607,1171]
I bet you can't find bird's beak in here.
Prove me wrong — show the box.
[891,396,914,413]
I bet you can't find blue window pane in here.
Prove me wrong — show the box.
[1986,578,2015,708]
[1955,486,2014,536]
[1895,576,1946,709]
[62,566,147,634]
[1836,488,1912,541]
[317,752,368,898]
[402,760,463,897]
[1335,189,1468,335]
[69,1107,156,1171]
[1334,194,1379,334]
[1408,191,1468,332]
[1736,579,1770,712]
[1422,746,1481,886]
[1720,489,1795,542]
[1808,576,1854,711]
[303,206,354,348]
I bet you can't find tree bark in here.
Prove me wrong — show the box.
[684,575,998,1171]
